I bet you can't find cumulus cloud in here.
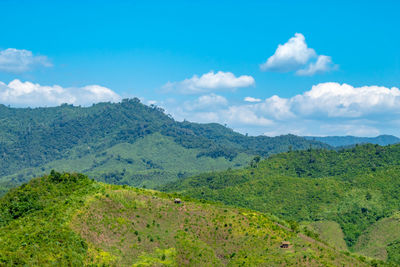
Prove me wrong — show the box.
[184,93,228,111]
[296,55,336,76]
[260,33,336,75]
[163,71,255,94]
[0,79,121,107]
[244,96,262,102]
[0,48,52,72]
[165,82,400,137]
[260,33,316,72]
[290,82,400,118]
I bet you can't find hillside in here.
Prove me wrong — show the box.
[0,99,329,194]
[354,212,400,262]
[303,135,400,147]
[162,143,400,265]
[0,172,372,266]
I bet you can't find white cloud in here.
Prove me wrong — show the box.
[260,33,316,72]
[0,79,121,107]
[0,48,52,72]
[164,82,400,137]
[260,33,336,75]
[296,55,336,76]
[184,93,228,111]
[163,71,255,94]
[147,100,157,105]
[290,82,400,118]
[244,96,261,102]
[225,105,273,126]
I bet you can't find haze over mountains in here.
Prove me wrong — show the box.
[304,135,400,148]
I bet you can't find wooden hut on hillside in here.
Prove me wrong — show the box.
[280,241,291,249]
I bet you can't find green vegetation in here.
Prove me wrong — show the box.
[2,133,252,190]
[0,99,329,194]
[0,172,371,266]
[354,212,400,264]
[302,221,348,251]
[162,143,400,263]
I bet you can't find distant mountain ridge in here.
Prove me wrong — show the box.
[303,135,400,147]
[0,99,329,194]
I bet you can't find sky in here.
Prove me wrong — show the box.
[0,0,400,136]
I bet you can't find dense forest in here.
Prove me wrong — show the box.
[0,99,329,194]
[0,172,373,266]
[162,143,400,264]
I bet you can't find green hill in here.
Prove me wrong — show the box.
[162,143,400,264]
[0,172,371,266]
[0,99,329,194]
[354,212,400,263]
[301,221,348,251]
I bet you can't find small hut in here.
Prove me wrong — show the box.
[174,198,182,204]
[280,241,291,249]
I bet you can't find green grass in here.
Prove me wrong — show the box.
[354,212,400,263]
[0,172,372,266]
[302,221,348,251]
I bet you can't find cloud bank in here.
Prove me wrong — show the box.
[0,48,52,73]
[166,82,400,136]
[0,79,121,107]
[260,33,336,76]
[163,71,255,94]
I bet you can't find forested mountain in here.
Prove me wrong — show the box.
[0,172,373,266]
[304,135,400,147]
[162,143,400,265]
[0,99,329,194]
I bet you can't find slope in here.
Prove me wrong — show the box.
[0,172,372,266]
[0,99,329,193]
[354,212,400,264]
[162,143,400,260]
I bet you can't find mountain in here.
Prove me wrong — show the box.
[162,143,400,265]
[0,172,372,266]
[0,99,329,194]
[303,135,400,147]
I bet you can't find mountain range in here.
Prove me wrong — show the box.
[304,135,400,147]
[0,99,329,195]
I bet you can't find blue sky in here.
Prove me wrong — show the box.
[0,0,399,136]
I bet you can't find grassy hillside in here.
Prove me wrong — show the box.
[302,221,348,251]
[162,143,400,263]
[0,172,372,266]
[0,99,329,193]
[354,213,400,263]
